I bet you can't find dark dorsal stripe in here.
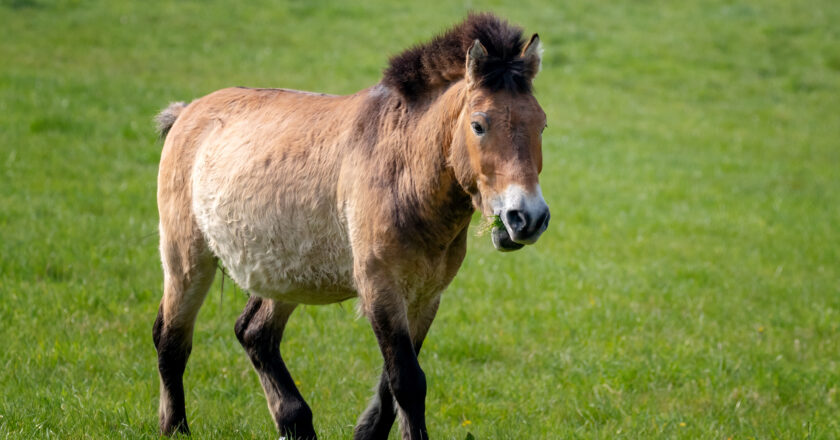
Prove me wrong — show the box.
[382,13,534,101]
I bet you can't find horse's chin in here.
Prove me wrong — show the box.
[491,226,525,252]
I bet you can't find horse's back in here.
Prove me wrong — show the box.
[161,86,362,304]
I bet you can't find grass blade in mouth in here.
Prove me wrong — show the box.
[476,214,504,236]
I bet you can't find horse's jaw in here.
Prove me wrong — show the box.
[491,226,525,252]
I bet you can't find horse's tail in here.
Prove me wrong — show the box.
[155,101,188,140]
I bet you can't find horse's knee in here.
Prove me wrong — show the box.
[388,363,426,411]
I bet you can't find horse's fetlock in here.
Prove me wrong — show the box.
[159,409,190,436]
[280,400,313,425]
[278,401,316,440]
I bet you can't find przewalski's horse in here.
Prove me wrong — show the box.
[153,13,549,440]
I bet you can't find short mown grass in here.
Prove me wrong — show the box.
[1,0,838,438]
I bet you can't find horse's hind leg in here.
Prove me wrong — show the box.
[153,227,216,435]
[235,297,316,440]
[353,368,397,440]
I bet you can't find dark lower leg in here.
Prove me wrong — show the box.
[371,309,428,440]
[153,305,192,435]
[353,369,397,440]
[355,335,429,440]
[235,297,315,440]
[388,344,427,440]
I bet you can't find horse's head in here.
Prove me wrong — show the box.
[454,34,549,252]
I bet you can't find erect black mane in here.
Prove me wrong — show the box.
[382,13,535,102]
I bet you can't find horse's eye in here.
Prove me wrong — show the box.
[471,121,485,136]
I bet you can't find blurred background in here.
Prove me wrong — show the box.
[1,0,838,438]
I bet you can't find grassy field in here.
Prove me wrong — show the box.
[1,0,839,438]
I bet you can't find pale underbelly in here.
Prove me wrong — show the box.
[192,195,357,305]
[220,246,357,305]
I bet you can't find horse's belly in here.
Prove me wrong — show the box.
[193,189,356,305]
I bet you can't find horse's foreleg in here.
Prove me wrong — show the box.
[396,297,441,439]
[354,293,430,440]
[354,297,440,440]
[235,297,316,440]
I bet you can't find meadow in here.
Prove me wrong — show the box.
[1,0,838,438]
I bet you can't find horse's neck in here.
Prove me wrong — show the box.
[400,82,473,222]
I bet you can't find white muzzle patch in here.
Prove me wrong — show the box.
[491,184,550,246]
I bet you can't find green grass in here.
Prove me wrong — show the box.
[1,0,839,438]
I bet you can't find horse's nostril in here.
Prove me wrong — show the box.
[536,209,550,230]
[504,209,528,234]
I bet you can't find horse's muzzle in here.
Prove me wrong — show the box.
[488,184,550,251]
[503,204,550,245]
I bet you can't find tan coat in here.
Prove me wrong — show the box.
[152,13,549,440]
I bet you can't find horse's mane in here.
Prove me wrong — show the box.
[382,13,535,102]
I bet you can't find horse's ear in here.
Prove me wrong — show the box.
[521,33,542,79]
[466,39,487,88]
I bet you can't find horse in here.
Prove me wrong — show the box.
[152,12,549,440]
